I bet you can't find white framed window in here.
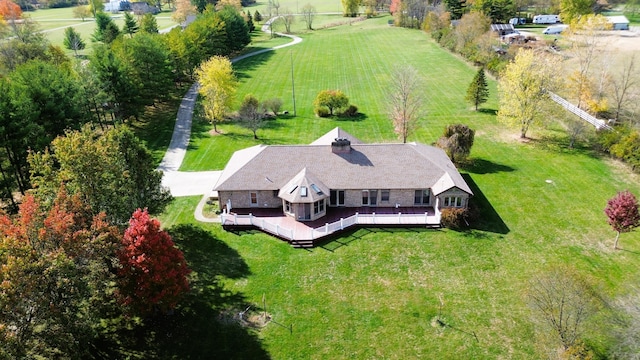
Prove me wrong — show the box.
[381,190,390,202]
[313,199,325,214]
[414,189,430,205]
[443,196,464,208]
[250,192,258,206]
[362,190,377,206]
[285,201,291,213]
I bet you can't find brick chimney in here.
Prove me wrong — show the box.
[331,138,351,154]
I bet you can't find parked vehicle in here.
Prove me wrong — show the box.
[533,15,561,24]
[543,25,569,34]
[509,17,527,25]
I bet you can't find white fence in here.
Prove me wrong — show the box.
[549,92,612,131]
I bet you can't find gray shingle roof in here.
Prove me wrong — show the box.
[214,129,473,196]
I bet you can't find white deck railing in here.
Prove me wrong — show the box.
[221,210,442,242]
[220,213,294,239]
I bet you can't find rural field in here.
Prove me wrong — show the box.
[156,14,640,359]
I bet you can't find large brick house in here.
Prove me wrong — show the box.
[214,128,473,226]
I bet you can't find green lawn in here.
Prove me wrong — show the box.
[156,15,640,360]
[25,7,178,56]
[182,16,499,171]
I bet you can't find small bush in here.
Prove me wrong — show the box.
[440,207,470,230]
[315,107,330,117]
[263,97,283,116]
[340,104,358,118]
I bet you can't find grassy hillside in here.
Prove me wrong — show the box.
[160,15,640,359]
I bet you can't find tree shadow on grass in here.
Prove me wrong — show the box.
[97,224,270,359]
[530,133,603,160]
[478,108,498,116]
[461,158,516,174]
[336,112,368,122]
[462,174,510,234]
[233,50,276,81]
[317,226,437,252]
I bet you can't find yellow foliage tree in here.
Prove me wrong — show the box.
[215,0,242,11]
[172,0,196,23]
[195,56,238,133]
[498,49,560,139]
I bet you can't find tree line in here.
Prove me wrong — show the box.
[0,4,252,210]
[1,3,253,358]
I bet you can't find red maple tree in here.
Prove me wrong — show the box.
[605,190,640,249]
[0,0,21,21]
[390,0,402,14]
[117,209,191,315]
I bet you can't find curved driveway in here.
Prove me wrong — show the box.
[158,21,302,221]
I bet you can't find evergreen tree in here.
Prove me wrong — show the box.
[92,12,120,44]
[254,9,262,22]
[466,67,489,111]
[139,13,159,33]
[123,12,139,37]
[445,0,466,20]
[63,26,86,57]
[246,10,255,32]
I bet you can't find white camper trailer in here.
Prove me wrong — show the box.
[533,15,561,24]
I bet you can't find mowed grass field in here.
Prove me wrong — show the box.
[160,15,640,359]
[25,6,178,56]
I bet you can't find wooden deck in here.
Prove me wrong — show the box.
[221,206,441,248]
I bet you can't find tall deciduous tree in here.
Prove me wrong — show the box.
[88,0,104,16]
[122,12,139,37]
[215,0,241,11]
[0,18,49,73]
[435,124,475,164]
[605,190,640,249]
[527,267,597,354]
[196,56,238,133]
[238,94,265,139]
[172,0,196,23]
[466,67,489,110]
[278,8,295,33]
[28,125,172,224]
[63,26,86,56]
[117,209,190,316]
[72,5,91,21]
[388,66,424,143]
[560,0,595,23]
[301,4,316,30]
[0,0,21,20]
[497,49,559,138]
[342,0,359,16]
[0,190,120,359]
[609,54,638,123]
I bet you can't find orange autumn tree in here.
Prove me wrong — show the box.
[117,209,191,316]
[0,0,22,21]
[0,189,120,358]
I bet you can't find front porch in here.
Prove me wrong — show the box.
[220,206,441,248]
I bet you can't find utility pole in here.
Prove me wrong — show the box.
[291,50,296,116]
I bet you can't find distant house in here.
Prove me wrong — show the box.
[491,23,517,36]
[130,2,160,15]
[214,128,474,247]
[606,15,630,30]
